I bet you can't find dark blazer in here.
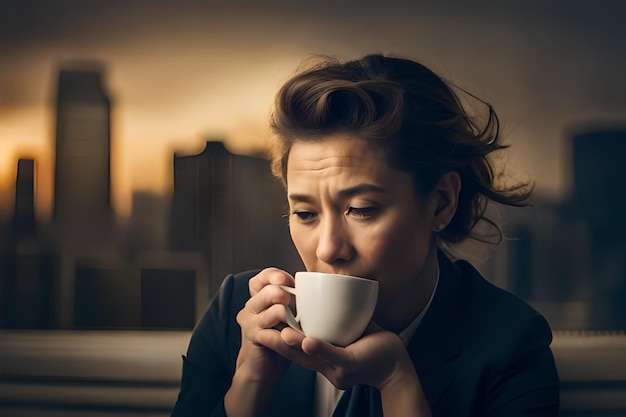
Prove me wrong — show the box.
[171,252,560,416]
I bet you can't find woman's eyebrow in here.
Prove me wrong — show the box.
[288,184,387,203]
[287,193,315,203]
[338,183,387,198]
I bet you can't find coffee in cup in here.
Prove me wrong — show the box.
[280,271,378,347]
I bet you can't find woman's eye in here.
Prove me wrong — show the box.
[293,211,317,222]
[347,206,379,219]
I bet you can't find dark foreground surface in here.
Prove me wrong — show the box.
[1,330,625,416]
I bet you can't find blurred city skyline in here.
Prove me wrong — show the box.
[1,0,625,219]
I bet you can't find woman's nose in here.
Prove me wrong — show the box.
[315,216,355,265]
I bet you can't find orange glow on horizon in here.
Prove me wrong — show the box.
[0,107,53,221]
[0,90,276,223]
[0,53,297,222]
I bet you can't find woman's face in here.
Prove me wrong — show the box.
[286,133,440,323]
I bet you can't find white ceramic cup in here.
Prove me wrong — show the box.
[280,271,378,347]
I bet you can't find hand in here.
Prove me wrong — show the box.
[263,323,431,416]
[225,268,295,417]
[266,321,411,390]
[234,267,295,383]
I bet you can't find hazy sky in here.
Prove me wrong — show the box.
[1,0,625,218]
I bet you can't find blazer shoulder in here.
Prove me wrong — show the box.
[204,269,261,323]
[186,269,261,367]
[227,269,262,302]
[455,260,553,348]
[457,260,542,319]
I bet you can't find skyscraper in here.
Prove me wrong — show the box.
[169,141,302,296]
[12,158,36,237]
[53,63,113,244]
[572,129,626,235]
[2,158,54,329]
[52,62,115,328]
[571,128,626,328]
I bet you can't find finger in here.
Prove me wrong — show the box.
[249,268,295,296]
[274,336,338,376]
[281,326,306,347]
[238,303,290,345]
[266,333,326,372]
[257,303,291,329]
[254,327,285,350]
[301,337,350,364]
[246,284,292,315]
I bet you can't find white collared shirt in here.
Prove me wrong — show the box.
[314,264,441,417]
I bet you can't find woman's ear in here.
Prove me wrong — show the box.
[431,171,461,232]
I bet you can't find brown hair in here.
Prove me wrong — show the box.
[269,54,532,246]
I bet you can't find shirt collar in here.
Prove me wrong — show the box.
[398,258,440,345]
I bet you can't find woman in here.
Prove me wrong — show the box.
[171,54,560,417]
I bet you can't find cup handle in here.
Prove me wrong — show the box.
[279,285,304,334]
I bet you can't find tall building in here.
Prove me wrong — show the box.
[51,62,115,327]
[572,129,626,237]
[571,128,626,328]
[12,158,36,237]
[169,141,303,296]
[1,159,54,329]
[53,63,113,244]
[480,127,626,330]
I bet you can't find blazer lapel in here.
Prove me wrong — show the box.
[270,363,316,416]
[333,384,382,417]
[407,251,469,408]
